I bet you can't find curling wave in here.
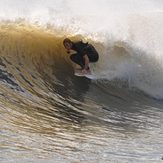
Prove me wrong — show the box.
[0,19,163,100]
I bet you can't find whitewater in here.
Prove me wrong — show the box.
[0,0,163,162]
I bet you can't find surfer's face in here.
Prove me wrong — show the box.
[64,42,72,50]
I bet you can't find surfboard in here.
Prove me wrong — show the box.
[74,69,95,79]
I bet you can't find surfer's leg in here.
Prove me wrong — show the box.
[84,45,99,62]
[70,54,85,68]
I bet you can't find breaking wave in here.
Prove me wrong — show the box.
[0,0,163,99]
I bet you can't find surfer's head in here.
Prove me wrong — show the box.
[63,38,73,51]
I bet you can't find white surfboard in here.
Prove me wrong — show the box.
[74,69,95,79]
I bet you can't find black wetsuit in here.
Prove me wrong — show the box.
[70,41,99,69]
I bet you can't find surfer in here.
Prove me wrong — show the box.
[63,38,99,74]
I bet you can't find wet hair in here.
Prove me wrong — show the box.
[63,38,72,45]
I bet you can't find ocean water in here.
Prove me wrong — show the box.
[0,0,163,162]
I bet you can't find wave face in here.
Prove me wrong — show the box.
[0,0,163,98]
[0,1,163,162]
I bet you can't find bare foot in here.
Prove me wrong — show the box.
[82,69,91,75]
